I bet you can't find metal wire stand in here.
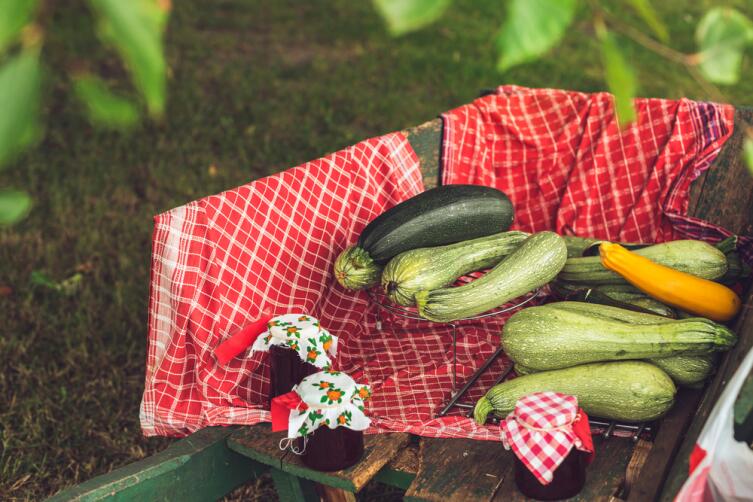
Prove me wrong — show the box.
[366,287,654,442]
[366,287,541,414]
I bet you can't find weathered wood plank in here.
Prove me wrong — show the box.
[404,438,511,502]
[660,106,753,500]
[403,118,442,189]
[733,364,753,442]
[687,108,753,235]
[48,426,265,502]
[661,291,753,500]
[227,423,288,469]
[490,435,636,502]
[280,433,411,492]
[374,441,419,490]
[627,388,703,501]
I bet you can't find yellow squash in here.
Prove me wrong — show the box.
[599,242,741,322]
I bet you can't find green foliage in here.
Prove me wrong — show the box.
[496,0,577,72]
[744,136,753,174]
[73,74,139,128]
[598,28,637,125]
[372,0,452,36]
[88,0,168,116]
[696,7,753,84]
[0,189,31,225]
[0,49,41,168]
[627,0,669,43]
[0,0,37,53]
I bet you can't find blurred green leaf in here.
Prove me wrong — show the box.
[627,0,668,43]
[73,74,139,128]
[744,136,753,176]
[89,0,168,115]
[0,50,42,167]
[496,0,577,72]
[31,270,83,295]
[696,7,753,85]
[599,30,637,126]
[0,0,37,53]
[0,189,32,225]
[372,0,452,36]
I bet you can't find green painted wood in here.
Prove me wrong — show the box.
[228,426,410,492]
[47,426,265,502]
[403,118,442,189]
[733,364,753,442]
[270,468,320,502]
[372,466,415,491]
[225,423,287,469]
[661,106,753,501]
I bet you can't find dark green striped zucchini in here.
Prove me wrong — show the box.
[333,185,514,290]
[551,280,675,317]
[558,240,727,285]
[474,361,676,423]
[381,231,529,306]
[501,302,736,371]
[415,231,567,322]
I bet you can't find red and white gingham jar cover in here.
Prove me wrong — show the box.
[500,392,594,485]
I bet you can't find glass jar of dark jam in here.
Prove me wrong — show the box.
[299,426,364,471]
[513,447,587,500]
[268,345,318,408]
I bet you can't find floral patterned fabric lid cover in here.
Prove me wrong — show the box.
[287,369,371,439]
[251,313,338,368]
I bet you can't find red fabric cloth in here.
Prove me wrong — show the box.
[500,392,593,484]
[270,391,307,432]
[141,86,735,438]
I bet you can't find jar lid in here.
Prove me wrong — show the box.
[251,313,338,368]
[285,369,371,439]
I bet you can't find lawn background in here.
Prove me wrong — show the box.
[2,0,752,500]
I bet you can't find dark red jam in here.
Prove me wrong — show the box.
[268,345,318,408]
[299,426,364,471]
[514,448,587,500]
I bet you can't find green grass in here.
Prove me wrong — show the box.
[1,0,752,499]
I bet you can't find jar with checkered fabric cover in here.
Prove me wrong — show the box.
[500,391,594,500]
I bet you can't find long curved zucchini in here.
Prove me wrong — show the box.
[558,239,727,284]
[474,361,677,423]
[501,302,736,371]
[333,185,514,290]
[381,231,529,306]
[415,231,567,322]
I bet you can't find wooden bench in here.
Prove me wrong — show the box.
[51,109,753,501]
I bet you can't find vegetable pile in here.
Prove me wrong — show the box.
[332,185,748,424]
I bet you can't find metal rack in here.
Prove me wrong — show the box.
[366,287,654,442]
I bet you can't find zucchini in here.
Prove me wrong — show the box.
[333,185,514,290]
[558,239,727,284]
[501,302,736,371]
[516,355,715,387]
[474,361,676,423]
[381,231,529,306]
[647,354,715,387]
[415,232,567,322]
[551,281,675,317]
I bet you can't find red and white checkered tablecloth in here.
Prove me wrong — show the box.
[141,86,736,439]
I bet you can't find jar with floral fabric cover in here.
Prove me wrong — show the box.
[272,369,371,471]
[251,314,338,408]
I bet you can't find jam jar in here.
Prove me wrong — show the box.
[268,344,318,408]
[513,447,588,500]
